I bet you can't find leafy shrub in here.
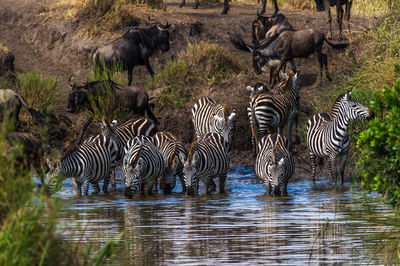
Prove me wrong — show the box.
[356,79,400,210]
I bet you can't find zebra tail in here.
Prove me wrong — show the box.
[15,93,45,122]
[323,36,349,50]
[249,105,259,155]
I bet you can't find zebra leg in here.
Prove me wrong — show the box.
[287,118,293,149]
[178,172,186,192]
[282,183,288,196]
[83,180,90,196]
[109,170,116,192]
[204,179,209,194]
[327,155,338,183]
[209,179,217,192]
[102,176,110,194]
[339,152,349,184]
[72,178,82,197]
[294,112,300,144]
[91,182,100,195]
[310,153,317,182]
[219,174,227,193]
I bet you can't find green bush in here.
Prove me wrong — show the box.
[356,79,400,210]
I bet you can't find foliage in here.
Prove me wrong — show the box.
[13,72,60,115]
[356,79,400,210]
[147,41,245,108]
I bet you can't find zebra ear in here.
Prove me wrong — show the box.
[345,90,352,100]
[46,158,54,170]
[179,152,186,166]
[280,71,288,80]
[97,121,106,131]
[111,120,118,128]
[228,110,236,121]
[278,158,285,167]
[246,85,254,93]
[192,152,200,165]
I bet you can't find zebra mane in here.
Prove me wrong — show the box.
[60,144,79,162]
[188,140,198,162]
[272,147,277,165]
[330,93,346,113]
[222,104,227,119]
[168,141,177,166]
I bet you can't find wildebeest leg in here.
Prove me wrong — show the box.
[345,1,352,37]
[144,58,155,77]
[127,66,133,86]
[317,52,324,82]
[269,66,276,87]
[326,0,333,40]
[289,59,297,73]
[194,0,199,9]
[221,0,229,14]
[179,0,185,8]
[322,52,331,81]
[337,3,344,40]
[310,153,317,182]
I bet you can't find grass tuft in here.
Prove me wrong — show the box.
[147,41,246,108]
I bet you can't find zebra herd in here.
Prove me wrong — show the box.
[45,69,374,198]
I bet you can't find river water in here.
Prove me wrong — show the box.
[56,167,393,265]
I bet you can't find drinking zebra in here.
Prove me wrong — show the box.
[85,117,158,189]
[45,133,118,197]
[192,97,236,144]
[255,133,294,195]
[154,131,188,192]
[307,90,374,183]
[248,71,300,156]
[183,133,230,196]
[123,136,166,198]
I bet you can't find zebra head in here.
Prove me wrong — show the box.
[281,71,300,94]
[123,143,144,198]
[338,90,375,121]
[44,158,63,195]
[162,143,179,194]
[183,141,199,196]
[266,148,285,195]
[213,104,236,143]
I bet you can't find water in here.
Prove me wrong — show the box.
[56,167,393,265]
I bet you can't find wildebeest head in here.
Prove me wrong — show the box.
[123,143,144,198]
[66,81,89,114]
[213,104,236,144]
[183,141,199,196]
[155,20,171,52]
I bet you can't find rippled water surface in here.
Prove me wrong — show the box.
[56,167,392,264]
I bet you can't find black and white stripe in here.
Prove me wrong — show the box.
[154,131,188,192]
[122,136,166,198]
[46,135,118,196]
[192,97,236,144]
[255,133,294,195]
[183,133,230,195]
[307,90,374,183]
[248,72,300,156]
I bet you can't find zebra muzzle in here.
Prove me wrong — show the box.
[124,187,133,199]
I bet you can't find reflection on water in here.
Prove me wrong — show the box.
[56,167,392,264]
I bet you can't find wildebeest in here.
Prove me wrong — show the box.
[315,0,352,40]
[66,79,159,124]
[180,0,278,15]
[230,27,348,83]
[0,89,44,128]
[6,132,46,183]
[92,21,171,86]
[252,12,293,47]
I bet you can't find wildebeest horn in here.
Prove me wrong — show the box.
[256,8,264,17]
[68,74,75,87]
[160,19,171,29]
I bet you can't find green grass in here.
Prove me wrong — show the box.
[147,41,246,109]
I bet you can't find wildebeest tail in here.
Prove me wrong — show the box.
[15,94,45,122]
[146,104,159,125]
[229,32,253,53]
[323,36,349,50]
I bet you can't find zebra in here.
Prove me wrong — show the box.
[154,131,188,192]
[84,117,158,190]
[248,71,300,157]
[307,90,374,183]
[183,133,230,196]
[192,97,236,144]
[255,133,294,195]
[45,133,118,197]
[123,136,166,198]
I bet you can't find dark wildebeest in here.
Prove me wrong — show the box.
[6,132,46,184]
[180,0,278,15]
[66,79,159,124]
[0,89,44,129]
[315,0,352,40]
[252,12,293,46]
[92,21,171,86]
[230,27,348,83]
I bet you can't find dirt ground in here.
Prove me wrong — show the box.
[0,0,377,169]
